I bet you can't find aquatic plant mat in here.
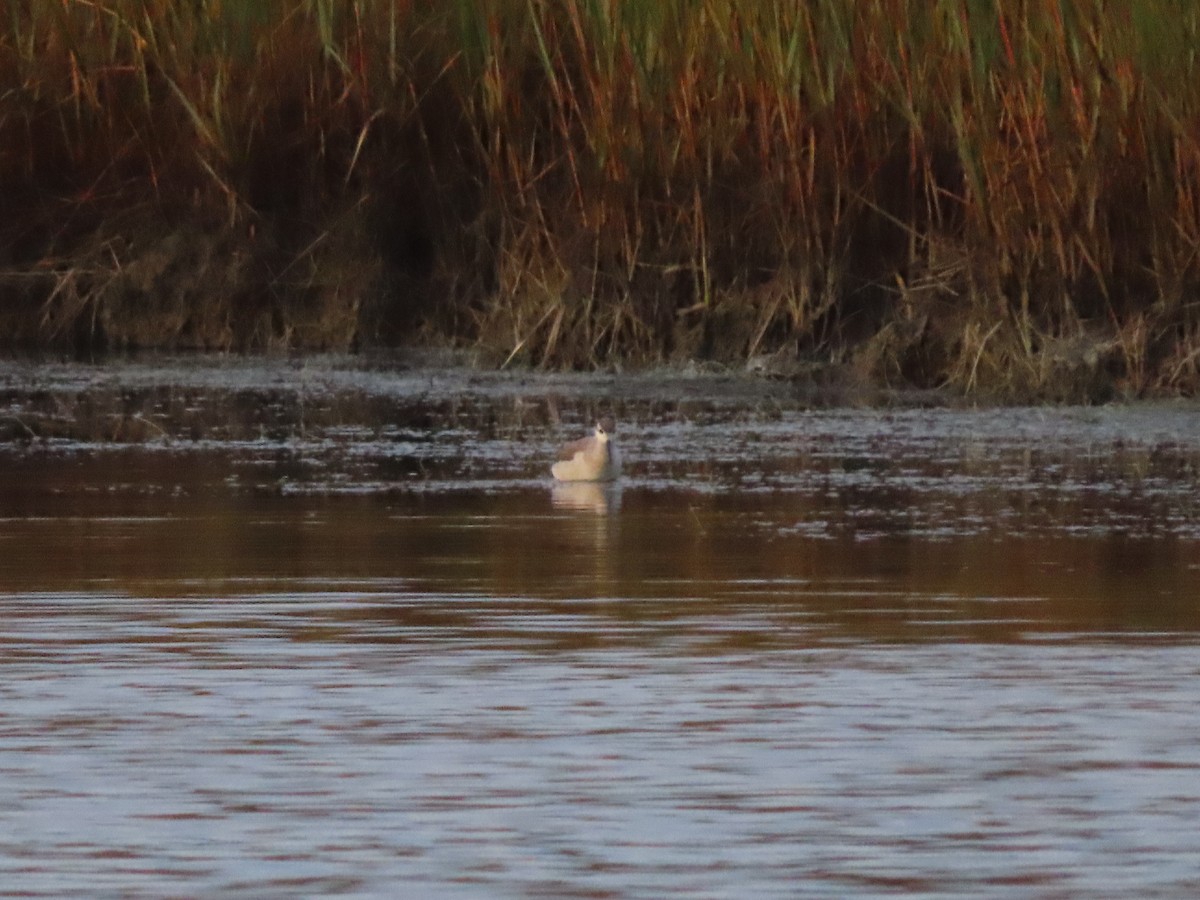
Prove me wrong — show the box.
[6,2,1200,400]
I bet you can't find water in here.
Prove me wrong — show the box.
[2,356,1200,897]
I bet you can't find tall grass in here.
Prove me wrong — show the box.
[4,0,1200,395]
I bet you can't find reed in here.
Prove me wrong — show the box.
[4,0,1200,396]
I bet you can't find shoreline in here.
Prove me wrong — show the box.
[0,346,1176,412]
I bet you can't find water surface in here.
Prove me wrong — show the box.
[2,356,1200,897]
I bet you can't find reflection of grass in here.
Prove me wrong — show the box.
[6,2,1200,396]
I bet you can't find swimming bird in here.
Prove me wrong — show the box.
[551,417,621,482]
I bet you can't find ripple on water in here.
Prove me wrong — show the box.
[1,590,1199,896]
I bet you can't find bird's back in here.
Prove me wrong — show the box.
[552,433,618,482]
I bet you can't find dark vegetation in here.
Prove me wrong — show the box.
[5,1,1200,399]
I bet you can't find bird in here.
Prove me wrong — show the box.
[551,416,621,482]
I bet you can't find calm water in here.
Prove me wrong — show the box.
[2,357,1200,897]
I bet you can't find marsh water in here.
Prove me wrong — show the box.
[2,356,1200,897]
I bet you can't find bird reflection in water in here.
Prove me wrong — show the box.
[551,481,622,514]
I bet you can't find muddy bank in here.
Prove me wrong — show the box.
[0,352,1193,451]
[0,351,887,449]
